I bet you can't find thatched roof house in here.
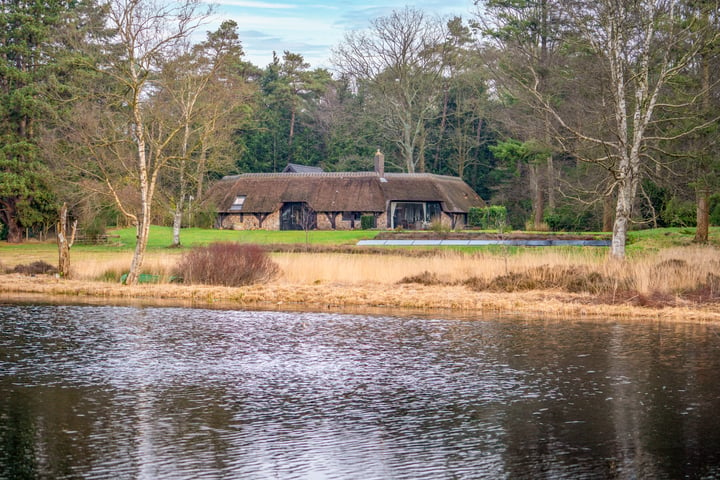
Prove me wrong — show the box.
[207,153,484,231]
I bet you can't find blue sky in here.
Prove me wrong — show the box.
[204,0,477,69]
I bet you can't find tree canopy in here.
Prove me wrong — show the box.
[0,0,717,263]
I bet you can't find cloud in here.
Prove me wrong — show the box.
[206,0,475,69]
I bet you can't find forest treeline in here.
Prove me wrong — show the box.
[1,0,719,280]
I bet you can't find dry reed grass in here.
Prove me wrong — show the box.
[11,246,720,298]
[69,252,180,281]
[272,249,606,286]
[271,246,720,308]
[4,244,720,320]
[2,273,719,322]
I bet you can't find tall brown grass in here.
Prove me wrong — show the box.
[273,250,604,286]
[273,246,720,299]
[69,252,180,282]
[16,245,720,300]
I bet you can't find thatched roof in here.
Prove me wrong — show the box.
[207,172,484,214]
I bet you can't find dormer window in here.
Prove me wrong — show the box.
[229,195,246,211]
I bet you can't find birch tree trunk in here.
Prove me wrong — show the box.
[529,163,544,229]
[694,189,710,243]
[172,122,191,248]
[171,179,184,247]
[125,95,151,285]
[611,164,640,258]
[56,203,76,278]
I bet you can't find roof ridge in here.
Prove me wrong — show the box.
[236,171,380,178]
[223,172,465,179]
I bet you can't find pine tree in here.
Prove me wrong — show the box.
[0,0,70,242]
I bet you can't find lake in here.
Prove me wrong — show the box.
[1,304,720,479]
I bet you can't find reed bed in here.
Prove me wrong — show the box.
[272,249,604,286]
[13,245,720,298]
[5,244,720,317]
[69,251,180,281]
[623,246,720,294]
[271,246,720,305]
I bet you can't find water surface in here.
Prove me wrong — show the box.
[1,304,720,479]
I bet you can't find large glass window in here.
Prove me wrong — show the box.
[281,203,316,230]
[390,202,443,229]
[391,202,425,229]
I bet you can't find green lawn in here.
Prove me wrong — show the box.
[1,226,718,261]
[111,226,380,249]
[626,227,720,253]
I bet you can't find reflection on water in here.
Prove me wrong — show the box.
[1,305,720,479]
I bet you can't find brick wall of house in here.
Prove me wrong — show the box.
[316,213,336,230]
[220,210,398,231]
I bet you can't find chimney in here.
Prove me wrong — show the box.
[374,149,385,178]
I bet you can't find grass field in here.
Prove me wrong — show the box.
[1,225,718,268]
[1,226,718,291]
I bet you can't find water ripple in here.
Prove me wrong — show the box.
[2,305,720,479]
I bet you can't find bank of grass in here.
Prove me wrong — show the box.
[2,226,720,319]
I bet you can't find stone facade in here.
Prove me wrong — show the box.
[220,211,280,230]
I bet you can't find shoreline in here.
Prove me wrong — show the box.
[2,274,720,323]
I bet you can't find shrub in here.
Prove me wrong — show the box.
[468,206,507,230]
[544,205,598,232]
[429,219,450,233]
[462,276,488,290]
[82,217,107,243]
[466,265,619,294]
[398,271,444,285]
[361,214,375,230]
[192,206,220,229]
[173,243,279,287]
[13,261,58,276]
[660,197,695,227]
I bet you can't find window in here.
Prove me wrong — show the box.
[229,195,246,212]
[391,202,425,229]
[426,202,442,223]
[280,203,316,230]
[342,212,361,222]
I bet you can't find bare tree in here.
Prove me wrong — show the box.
[158,20,250,247]
[74,0,210,284]
[475,0,568,229]
[479,0,720,258]
[333,7,450,173]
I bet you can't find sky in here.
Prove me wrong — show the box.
[203,0,477,70]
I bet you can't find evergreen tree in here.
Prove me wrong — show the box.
[0,0,72,242]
